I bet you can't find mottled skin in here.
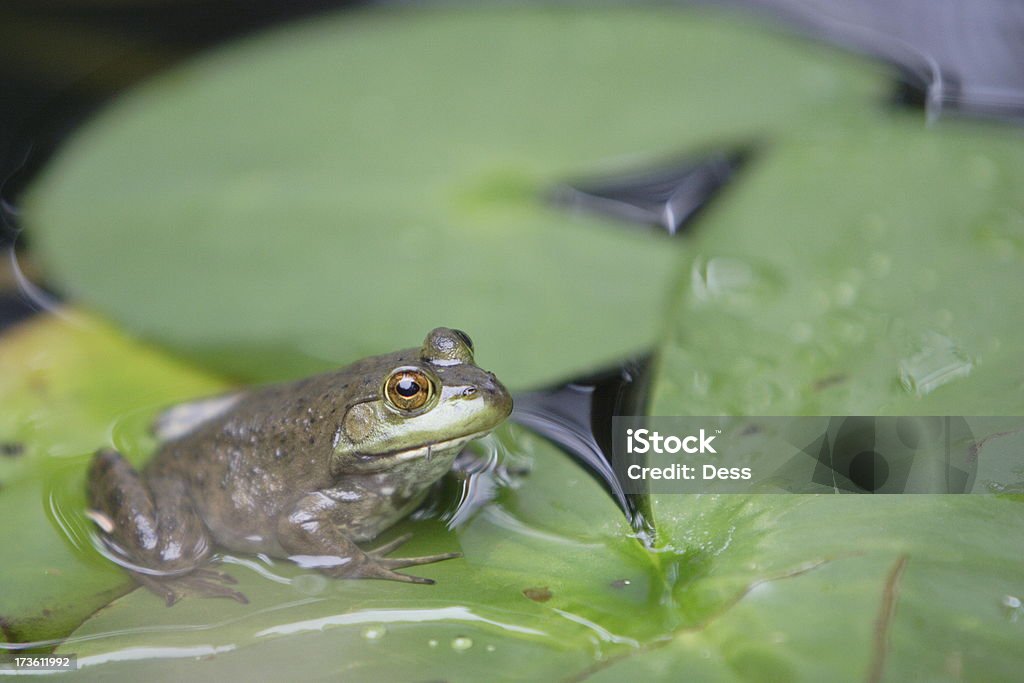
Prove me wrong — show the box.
[86,328,512,604]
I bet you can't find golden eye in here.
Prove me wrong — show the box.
[384,369,433,412]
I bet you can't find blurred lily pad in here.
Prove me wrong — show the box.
[22,7,888,389]
[650,116,1024,416]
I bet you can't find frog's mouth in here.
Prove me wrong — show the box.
[391,429,492,463]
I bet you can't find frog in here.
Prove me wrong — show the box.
[86,327,512,605]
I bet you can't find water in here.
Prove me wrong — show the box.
[551,148,754,236]
[510,355,658,540]
[450,636,473,651]
[898,331,974,397]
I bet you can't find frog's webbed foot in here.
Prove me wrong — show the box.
[132,567,248,607]
[87,449,231,605]
[314,532,461,585]
[361,532,462,583]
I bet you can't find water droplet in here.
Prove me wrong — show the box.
[834,281,857,307]
[691,257,754,303]
[428,639,439,648]
[451,636,474,651]
[1002,595,1022,622]
[692,370,711,396]
[362,625,387,641]
[898,332,974,397]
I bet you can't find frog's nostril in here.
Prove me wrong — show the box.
[462,387,478,398]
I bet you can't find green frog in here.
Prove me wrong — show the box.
[86,327,512,605]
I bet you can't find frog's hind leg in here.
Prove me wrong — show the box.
[86,448,246,605]
[277,500,462,585]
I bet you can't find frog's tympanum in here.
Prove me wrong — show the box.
[86,328,512,605]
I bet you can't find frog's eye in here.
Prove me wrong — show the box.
[384,368,433,412]
[452,329,474,352]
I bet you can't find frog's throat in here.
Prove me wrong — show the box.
[392,429,491,462]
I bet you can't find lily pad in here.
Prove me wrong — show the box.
[649,115,1024,417]
[21,6,889,390]
[590,497,1024,681]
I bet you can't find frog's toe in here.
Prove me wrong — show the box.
[355,563,437,585]
[366,534,462,570]
[367,532,414,557]
[131,568,247,605]
[192,567,239,585]
[133,572,183,607]
[377,551,462,570]
[181,574,249,604]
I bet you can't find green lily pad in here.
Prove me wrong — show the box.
[22,6,888,390]
[649,116,1024,416]
[591,497,1024,681]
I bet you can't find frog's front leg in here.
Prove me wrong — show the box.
[86,448,245,605]
[276,492,461,584]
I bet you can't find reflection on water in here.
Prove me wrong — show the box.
[424,431,532,530]
[511,356,656,541]
[551,148,753,236]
